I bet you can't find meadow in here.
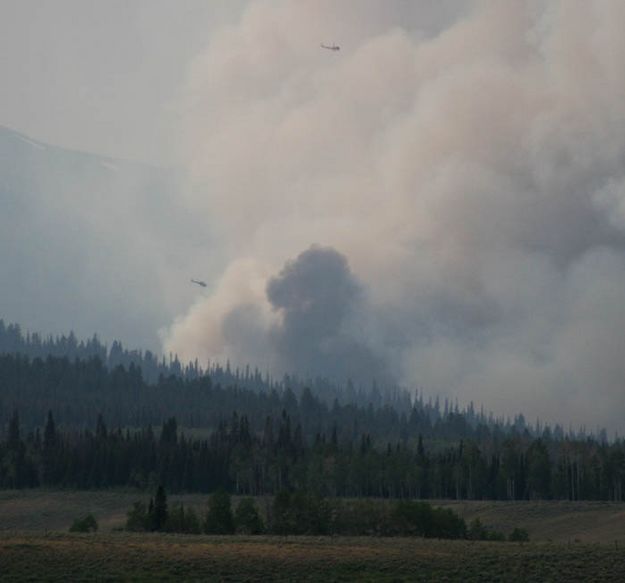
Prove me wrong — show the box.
[2,532,625,581]
[2,490,625,543]
[2,491,625,581]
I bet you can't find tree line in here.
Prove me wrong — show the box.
[0,353,590,450]
[1,320,599,443]
[2,409,624,501]
[125,486,479,540]
[0,319,411,408]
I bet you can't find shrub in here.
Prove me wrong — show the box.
[388,501,466,539]
[126,501,149,532]
[487,530,506,541]
[430,507,467,539]
[468,518,507,541]
[269,491,335,535]
[291,492,332,535]
[331,499,390,536]
[468,518,488,541]
[271,491,294,535]
[205,489,235,534]
[69,513,98,533]
[235,497,264,534]
[166,503,202,534]
[393,500,433,536]
[509,527,530,542]
[184,507,202,534]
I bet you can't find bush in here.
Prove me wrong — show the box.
[270,491,334,535]
[393,500,433,536]
[184,507,202,534]
[69,514,98,533]
[392,501,466,539]
[205,489,235,534]
[271,491,294,535]
[487,530,506,541]
[430,507,467,539]
[291,492,333,535]
[166,503,202,534]
[334,499,391,536]
[126,501,149,532]
[509,527,530,542]
[468,518,488,541]
[235,497,264,534]
[467,518,506,541]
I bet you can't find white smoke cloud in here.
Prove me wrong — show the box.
[164,0,625,431]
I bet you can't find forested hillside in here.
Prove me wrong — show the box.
[0,353,511,443]
[0,320,583,440]
[1,354,624,501]
[1,404,624,501]
[0,319,410,409]
[0,319,193,384]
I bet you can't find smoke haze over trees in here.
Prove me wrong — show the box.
[1,325,622,502]
[163,1,625,432]
[3,2,625,431]
[2,385,624,502]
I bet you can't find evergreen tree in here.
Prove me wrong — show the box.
[43,411,56,449]
[526,440,551,499]
[42,411,57,485]
[8,410,20,446]
[95,413,107,440]
[152,485,168,531]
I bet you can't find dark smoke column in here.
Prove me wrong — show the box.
[266,245,390,386]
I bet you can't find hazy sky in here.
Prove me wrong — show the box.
[0,0,465,164]
[3,1,625,432]
[0,0,247,163]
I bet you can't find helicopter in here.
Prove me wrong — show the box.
[320,43,340,51]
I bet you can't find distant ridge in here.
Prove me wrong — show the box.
[0,317,603,444]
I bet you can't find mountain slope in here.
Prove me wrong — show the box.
[0,126,206,351]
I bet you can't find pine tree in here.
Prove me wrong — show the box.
[42,411,57,485]
[95,413,107,441]
[44,411,57,449]
[8,410,20,447]
[152,485,168,531]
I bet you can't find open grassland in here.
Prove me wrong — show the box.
[2,490,625,544]
[0,490,210,533]
[2,533,625,582]
[437,499,625,543]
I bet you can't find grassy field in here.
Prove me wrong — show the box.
[2,532,625,581]
[3,492,625,581]
[438,499,625,544]
[2,490,625,543]
[0,490,211,533]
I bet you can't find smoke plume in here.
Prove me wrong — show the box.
[164,0,625,430]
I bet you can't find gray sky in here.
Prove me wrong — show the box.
[3,1,625,432]
[0,1,465,163]
[0,0,247,163]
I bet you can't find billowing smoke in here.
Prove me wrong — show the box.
[164,0,625,431]
[266,246,390,384]
[165,246,390,384]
